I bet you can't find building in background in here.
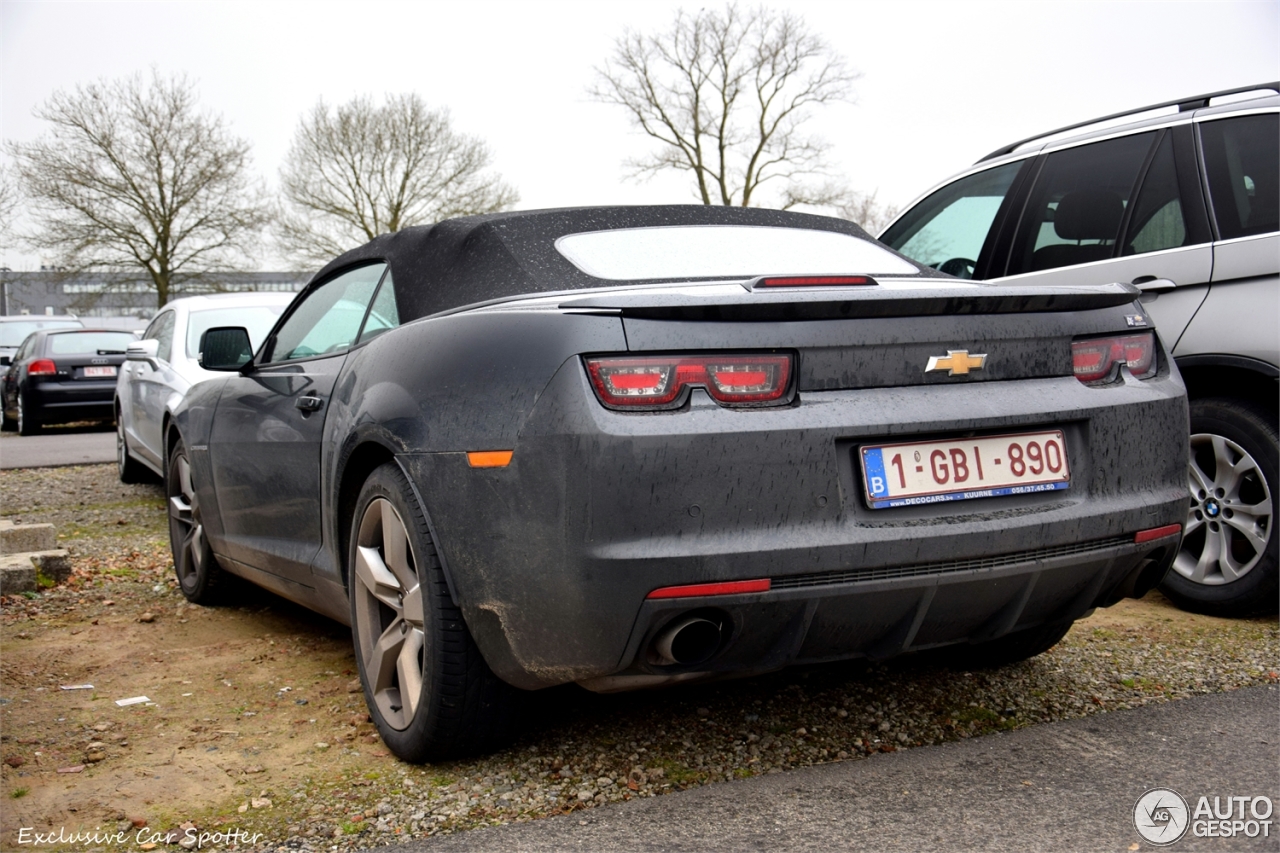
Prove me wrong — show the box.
[0,270,309,329]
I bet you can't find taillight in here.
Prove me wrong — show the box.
[27,359,57,376]
[753,275,877,288]
[584,354,793,410]
[1071,333,1156,384]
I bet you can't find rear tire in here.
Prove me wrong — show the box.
[117,411,150,484]
[167,437,224,604]
[349,462,518,762]
[16,389,40,436]
[1159,398,1278,617]
[952,621,1073,669]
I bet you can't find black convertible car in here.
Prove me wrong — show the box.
[169,206,1187,761]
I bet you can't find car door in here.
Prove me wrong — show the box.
[129,309,176,467]
[206,263,388,585]
[991,127,1215,349]
[1173,112,1279,365]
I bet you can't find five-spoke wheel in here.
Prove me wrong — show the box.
[167,438,222,602]
[349,463,517,762]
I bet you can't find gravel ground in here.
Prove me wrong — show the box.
[1,464,1277,852]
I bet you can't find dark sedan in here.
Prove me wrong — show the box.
[169,206,1188,762]
[2,329,135,435]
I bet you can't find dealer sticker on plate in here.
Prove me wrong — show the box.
[861,430,1070,509]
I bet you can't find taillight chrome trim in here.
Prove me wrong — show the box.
[584,353,795,411]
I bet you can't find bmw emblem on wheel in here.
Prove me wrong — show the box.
[1134,788,1190,845]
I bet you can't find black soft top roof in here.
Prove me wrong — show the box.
[308,205,938,322]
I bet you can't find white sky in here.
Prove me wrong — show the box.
[2,0,1278,270]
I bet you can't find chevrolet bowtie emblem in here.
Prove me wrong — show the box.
[926,350,987,376]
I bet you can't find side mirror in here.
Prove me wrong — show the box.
[199,326,253,371]
[126,339,160,366]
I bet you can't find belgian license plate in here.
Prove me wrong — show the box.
[83,366,116,378]
[861,430,1070,509]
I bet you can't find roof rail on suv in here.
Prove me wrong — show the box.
[977,82,1280,163]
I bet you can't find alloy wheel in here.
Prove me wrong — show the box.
[168,451,207,587]
[1174,433,1273,585]
[353,497,426,731]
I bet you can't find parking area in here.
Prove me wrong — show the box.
[1,463,1276,849]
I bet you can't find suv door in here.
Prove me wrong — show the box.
[206,263,388,586]
[993,128,1215,348]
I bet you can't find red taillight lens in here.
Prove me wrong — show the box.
[28,359,57,376]
[585,354,793,410]
[1071,333,1156,384]
[754,275,876,288]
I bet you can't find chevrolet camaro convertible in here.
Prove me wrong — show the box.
[169,206,1188,761]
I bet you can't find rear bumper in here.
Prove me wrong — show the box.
[404,362,1188,690]
[25,380,116,424]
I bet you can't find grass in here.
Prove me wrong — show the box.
[11,787,29,798]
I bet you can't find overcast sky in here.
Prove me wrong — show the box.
[2,0,1277,270]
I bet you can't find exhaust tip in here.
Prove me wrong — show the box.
[653,614,725,666]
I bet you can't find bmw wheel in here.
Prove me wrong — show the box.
[1160,398,1278,617]
[350,462,518,762]
[167,438,224,603]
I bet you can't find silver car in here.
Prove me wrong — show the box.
[881,83,1278,616]
[115,292,295,481]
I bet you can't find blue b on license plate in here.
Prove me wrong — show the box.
[861,430,1070,509]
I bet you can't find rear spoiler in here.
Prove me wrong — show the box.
[557,281,1142,322]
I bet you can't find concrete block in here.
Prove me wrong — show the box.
[0,554,37,595]
[0,520,57,554]
[30,550,72,584]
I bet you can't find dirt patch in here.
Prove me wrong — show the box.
[1,464,1276,850]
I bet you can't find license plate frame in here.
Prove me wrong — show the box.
[82,366,117,378]
[860,429,1071,509]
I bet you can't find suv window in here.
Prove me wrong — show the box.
[1007,132,1155,276]
[1124,133,1190,256]
[880,160,1022,279]
[263,263,387,363]
[1200,114,1280,240]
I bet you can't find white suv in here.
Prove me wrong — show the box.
[881,84,1278,616]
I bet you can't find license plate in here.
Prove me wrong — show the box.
[82,366,117,378]
[861,430,1070,509]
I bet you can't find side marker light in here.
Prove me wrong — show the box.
[467,450,514,468]
[1134,523,1181,544]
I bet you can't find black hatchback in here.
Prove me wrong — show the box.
[1,329,136,435]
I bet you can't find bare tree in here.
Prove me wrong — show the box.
[0,165,18,245]
[276,94,519,265]
[592,4,858,209]
[836,188,900,236]
[8,71,268,308]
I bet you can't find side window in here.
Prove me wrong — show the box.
[1124,133,1189,256]
[152,312,176,363]
[263,263,387,363]
[357,270,400,345]
[1007,132,1155,276]
[1200,114,1280,240]
[880,161,1023,279]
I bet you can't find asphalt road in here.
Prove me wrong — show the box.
[391,686,1280,853]
[0,427,117,469]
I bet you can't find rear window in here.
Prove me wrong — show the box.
[186,305,288,358]
[554,225,919,280]
[0,319,82,347]
[47,331,136,355]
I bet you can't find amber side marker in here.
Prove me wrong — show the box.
[1134,523,1182,544]
[466,450,514,468]
[646,579,771,599]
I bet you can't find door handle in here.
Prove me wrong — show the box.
[295,395,324,412]
[1132,276,1176,293]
